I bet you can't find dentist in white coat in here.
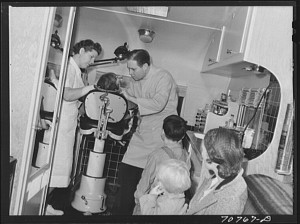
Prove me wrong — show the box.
[113,49,178,215]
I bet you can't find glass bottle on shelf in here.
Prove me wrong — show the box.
[225,114,234,129]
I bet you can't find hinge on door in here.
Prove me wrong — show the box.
[232,12,235,19]
[54,116,59,124]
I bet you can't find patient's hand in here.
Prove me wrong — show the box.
[149,184,164,196]
[45,69,58,87]
[48,69,57,81]
[120,88,129,98]
[178,203,188,215]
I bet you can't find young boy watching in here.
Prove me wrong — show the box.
[133,115,190,214]
[139,159,191,215]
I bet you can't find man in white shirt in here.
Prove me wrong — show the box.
[113,49,178,215]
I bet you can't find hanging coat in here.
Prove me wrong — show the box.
[122,65,178,168]
[50,57,84,188]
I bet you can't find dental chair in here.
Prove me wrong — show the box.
[71,89,137,214]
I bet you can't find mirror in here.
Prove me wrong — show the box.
[30,7,69,176]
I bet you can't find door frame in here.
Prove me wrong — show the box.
[13,6,76,215]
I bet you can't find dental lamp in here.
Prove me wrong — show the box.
[89,42,130,67]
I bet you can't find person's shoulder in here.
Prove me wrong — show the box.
[149,147,167,157]
[151,65,171,76]
[67,60,77,73]
[148,147,169,161]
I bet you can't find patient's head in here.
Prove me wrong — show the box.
[96,72,119,91]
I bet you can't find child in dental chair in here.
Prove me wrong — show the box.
[79,72,137,114]
[95,72,138,111]
[95,72,120,92]
[78,72,120,116]
[139,159,191,215]
[79,72,138,138]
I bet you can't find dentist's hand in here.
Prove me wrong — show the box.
[121,88,138,105]
[120,88,129,98]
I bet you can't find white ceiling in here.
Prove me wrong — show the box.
[80,6,238,56]
[88,6,236,32]
[74,6,243,70]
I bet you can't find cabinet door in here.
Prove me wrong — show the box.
[13,7,76,215]
[220,7,252,61]
[202,26,225,70]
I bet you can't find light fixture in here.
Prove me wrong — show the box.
[50,30,63,52]
[138,29,155,43]
[243,64,266,74]
[127,6,169,17]
[90,42,130,67]
[54,13,63,27]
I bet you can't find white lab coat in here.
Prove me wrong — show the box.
[50,57,84,188]
[122,65,178,168]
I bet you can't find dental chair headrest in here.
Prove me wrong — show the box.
[84,90,128,123]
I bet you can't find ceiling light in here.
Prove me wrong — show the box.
[127,7,169,17]
[138,29,155,43]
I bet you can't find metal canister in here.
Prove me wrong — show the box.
[242,128,255,148]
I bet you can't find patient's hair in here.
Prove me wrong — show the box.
[163,115,187,142]
[156,159,191,194]
[96,72,119,91]
[204,128,244,179]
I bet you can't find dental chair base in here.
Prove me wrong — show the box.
[71,175,107,213]
[71,90,133,214]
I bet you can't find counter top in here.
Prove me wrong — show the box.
[186,130,203,161]
[185,131,204,195]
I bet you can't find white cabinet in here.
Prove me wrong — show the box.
[220,7,252,61]
[202,6,253,72]
[202,27,225,70]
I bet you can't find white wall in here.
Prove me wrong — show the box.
[9,6,51,214]
[70,7,230,125]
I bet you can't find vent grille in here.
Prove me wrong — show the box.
[127,7,169,17]
[238,88,265,108]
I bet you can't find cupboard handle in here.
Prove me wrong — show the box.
[227,49,238,54]
[208,58,216,63]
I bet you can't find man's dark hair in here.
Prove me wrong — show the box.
[127,49,150,67]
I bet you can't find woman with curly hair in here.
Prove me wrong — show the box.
[46,39,102,215]
[184,127,248,215]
